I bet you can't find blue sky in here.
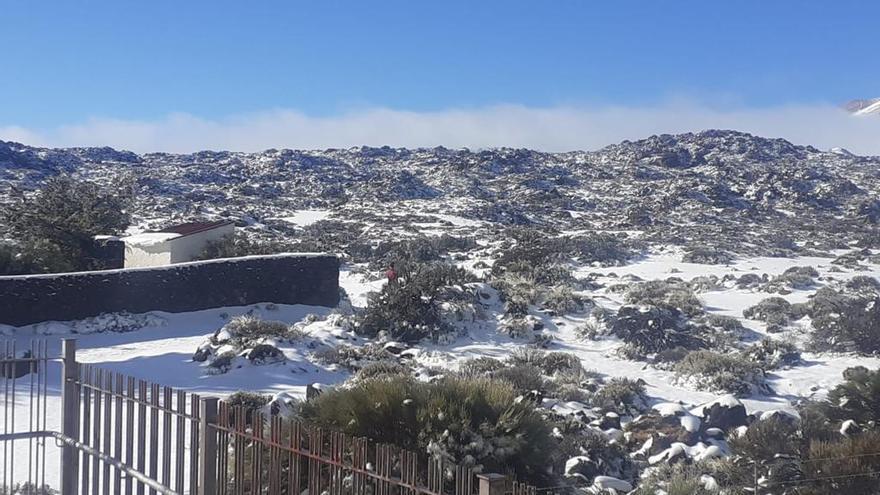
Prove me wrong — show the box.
[1,1,878,152]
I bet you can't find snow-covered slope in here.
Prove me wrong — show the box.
[846,97,880,115]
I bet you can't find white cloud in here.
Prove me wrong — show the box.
[2,101,880,155]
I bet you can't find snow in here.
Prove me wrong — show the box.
[276,209,332,226]
[121,232,181,246]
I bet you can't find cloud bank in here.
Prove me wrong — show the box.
[2,101,880,155]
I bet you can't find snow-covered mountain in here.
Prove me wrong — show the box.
[2,129,879,258]
[846,97,880,115]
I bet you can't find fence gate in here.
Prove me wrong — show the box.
[1,339,539,495]
[1,340,52,494]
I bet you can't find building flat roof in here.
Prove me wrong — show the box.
[155,220,234,237]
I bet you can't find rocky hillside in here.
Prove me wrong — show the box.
[2,130,879,257]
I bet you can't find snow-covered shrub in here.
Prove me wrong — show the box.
[312,343,395,371]
[735,272,764,289]
[568,232,636,265]
[492,272,540,317]
[509,349,583,376]
[634,463,723,495]
[206,351,238,375]
[492,364,547,395]
[762,265,818,292]
[220,315,304,347]
[458,357,506,375]
[688,275,721,293]
[682,246,732,265]
[673,351,767,396]
[557,427,634,483]
[300,375,556,485]
[613,305,705,358]
[246,344,285,365]
[573,320,602,340]
[226,391,271,411]
[742,296,804,327]
[357,262,476,342]
[808,287,880,353]
[354,361,410,381]
[624,280,703,316]
[0,483,57,495]
[742,338,801,370]
[845,275,880,293]
[822,366,880,425]
[541,285,589,315]
[590,378,649,414]
[497,315,543,338]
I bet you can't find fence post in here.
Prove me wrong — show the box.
[60,339,80,495]
[198,397,219,495]
[478,473,508,495]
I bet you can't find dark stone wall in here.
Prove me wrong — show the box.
[0,254,340,327]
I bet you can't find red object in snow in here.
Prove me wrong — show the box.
[386,268,397,281]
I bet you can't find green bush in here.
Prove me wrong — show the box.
[590,378,648,414]
[673,350,766,396]
[215,315,304,349]
[742,338,800,370]
[613,305,705,357]
[357,262,476,342]
[226,391,271,410]
[822,366,880,425]
[743,297,805,327]
[808,288,880,353]
[300,375,556,484]
[682,246,732,265]
[624,280,703,316]
[542,285,588,315]
[1,176,132,273]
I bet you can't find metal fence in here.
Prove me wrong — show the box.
[0,339,539,495]
[1,340,52,494]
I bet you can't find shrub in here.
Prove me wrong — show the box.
[354,361,410,381]
[624,280,703,316]
[742,338,801,370]
[808,288,880,353]
[1,176,132,273]
[822,366,880,425]
[612,305,705,357]
[0,243,40,275]
[311,344,395,371]
[634,463,723,495]
[215,315,303,349]
[541,285,588,315]
[682,247,733,265]
[509,349,583,376]
[742,297,799,326]
[301,375,556,484]
[763,265,818,292]
[568,232,634,265]
[799,432,880,495]
[493,364,547,394]
[729,415,800,461]
[459,357,505,375]
[357,262,476,342]
[590,378,648,414]
[226,391,271,411]
[673,351,767,396]
[846,275,880,293]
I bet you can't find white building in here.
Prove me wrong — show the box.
[122,220,235,268]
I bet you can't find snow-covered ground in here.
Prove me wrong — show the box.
[4,251,880,486]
